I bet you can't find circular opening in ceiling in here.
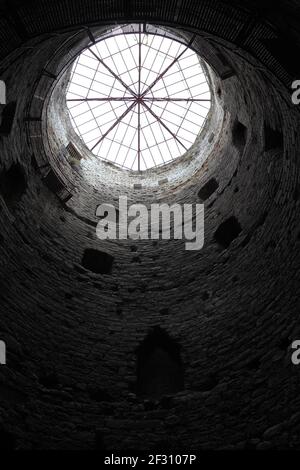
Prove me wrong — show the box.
[66,28,212,172]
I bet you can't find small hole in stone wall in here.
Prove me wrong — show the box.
[82,249,114,274]
[198,178,219,202]
[245,356,261,370]
[208,132,215,143]
[232,119,247,152]
[136,327,184,399]
[265,240,276,251]
[264,123,283,151]
[277,336,291,351]
[202,291,210,301]
[214,216,242,249]
[116,307,123,316]
[130,245,138,252]
[0,102,17,136]
[0,163,27,209]
[159,308,169,316]
[38,371,59,389]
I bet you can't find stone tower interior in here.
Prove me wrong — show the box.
[0,0,300,452]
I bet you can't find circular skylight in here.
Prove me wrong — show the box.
[66,29,211,171]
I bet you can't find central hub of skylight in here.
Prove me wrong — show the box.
[66,28,211,171]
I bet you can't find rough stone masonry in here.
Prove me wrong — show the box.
[0,0,299,453]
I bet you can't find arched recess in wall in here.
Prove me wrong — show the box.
[135,327,184,400]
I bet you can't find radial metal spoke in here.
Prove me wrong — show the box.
[141,101,188,151]
[141,46,190,98]
[138,101,141,172]
[145,98,211,102]
[137,25,142,171]
[138,24,142,97]
[67,97,136,102]
[67,97,210,102]
[141,36,196,97]
[91,101,137,151]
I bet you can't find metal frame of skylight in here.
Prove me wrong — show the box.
[66,24,212,171]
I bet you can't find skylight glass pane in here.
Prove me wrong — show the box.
[66,27,211,171]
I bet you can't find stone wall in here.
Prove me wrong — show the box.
[0,0,299,451]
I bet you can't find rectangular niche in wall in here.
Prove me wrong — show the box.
[215,52,235,80]
[232,119,247,152]
[214,216,242,249]
[0,163,27,210]
[198,178,219,202]
[66,141,83,165]
[42,168,73,202]
[264,123,283,151]
[82,249,114,275]
[0,102,17,136]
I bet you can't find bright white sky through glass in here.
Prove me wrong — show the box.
[66,31,211,171]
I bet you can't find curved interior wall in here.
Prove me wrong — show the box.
[0,0,299,451]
